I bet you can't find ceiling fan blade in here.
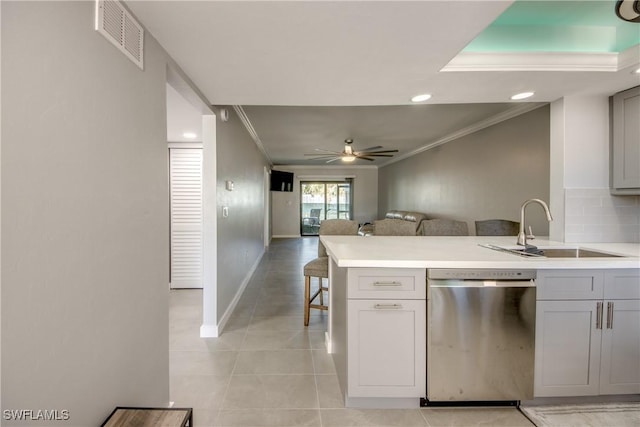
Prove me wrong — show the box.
[358,150,399,155]
[326,157,343,163]
[356,156,375,161]
[314,148,341,154]
[359,153,395,157]
[355,145,383,152]
[304,153,339,157]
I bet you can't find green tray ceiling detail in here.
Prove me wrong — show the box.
[464,0,640,53]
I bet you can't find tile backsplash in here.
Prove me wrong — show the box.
[564,188,640,243]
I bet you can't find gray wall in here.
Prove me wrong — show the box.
[271,166,378,237]
[378,106,551,235]
[215,107,270,321]
[2,2,176,424]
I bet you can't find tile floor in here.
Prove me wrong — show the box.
[170,237,535,426]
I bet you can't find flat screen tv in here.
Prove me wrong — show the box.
[270,170,294,192]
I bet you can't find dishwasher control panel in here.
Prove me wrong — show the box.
[428,269,536,280]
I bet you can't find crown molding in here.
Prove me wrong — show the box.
[233,105,273,166]
[273,164,378,170]
[618,44,640,70]
[380,103,547,168]
[442,51,619,72]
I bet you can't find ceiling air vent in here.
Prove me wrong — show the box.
[95,0,144,70]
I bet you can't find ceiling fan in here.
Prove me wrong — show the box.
[305,138,399,163]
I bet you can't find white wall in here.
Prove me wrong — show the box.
[550,95,640,243]
[1,2,193,424]
[270,166,378,237]
[378,106,551,235]
[215,107,270,329]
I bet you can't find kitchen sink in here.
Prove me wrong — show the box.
[539,248,623,258]
[480,244,624,258]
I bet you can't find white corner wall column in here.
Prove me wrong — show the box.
[549,99,566,242]
[550,95,639,243]
[201,114,219,337]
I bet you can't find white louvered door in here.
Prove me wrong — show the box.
[169,148,203,288]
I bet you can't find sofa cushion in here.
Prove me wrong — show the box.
[385,210,405,219]
[402,212,427,223]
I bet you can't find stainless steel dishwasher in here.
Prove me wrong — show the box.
[426,269,536,404]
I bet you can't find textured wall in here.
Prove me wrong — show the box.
[270,166,378,237]
[215,107,270,322]
[2,2,175,424]
[378,106,551,236]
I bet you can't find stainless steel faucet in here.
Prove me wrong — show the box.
[517,199,553,246]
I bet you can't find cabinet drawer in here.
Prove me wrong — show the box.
[348,268,426,299]
[604,270,640,300]
[537,270,604,300]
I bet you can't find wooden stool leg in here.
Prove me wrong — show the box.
[319,277,324,305]
[304,275,311,326]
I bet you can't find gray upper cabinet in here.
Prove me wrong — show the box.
[611,86,640,194]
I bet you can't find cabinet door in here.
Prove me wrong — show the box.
[534,300,602,397]
[347,299,426,397]
[600,299,640,395]
[612,86,640,192]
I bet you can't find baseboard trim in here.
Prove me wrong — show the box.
[272,234,301,238]
[344,397,421,409]
[199,323,219,338]
[210,248,266,336]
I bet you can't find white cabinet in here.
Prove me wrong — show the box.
[535,299,602,396]
[330,265,426,407]
[535,269,640,397]
[600,272,640,395]
[611,86,640,194]
[347,299,425,397]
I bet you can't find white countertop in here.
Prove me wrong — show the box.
[321,236,640,269]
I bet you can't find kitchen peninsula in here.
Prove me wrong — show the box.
[322,235,640,408]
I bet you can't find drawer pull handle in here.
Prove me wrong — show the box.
[372,281,402,287]
[374,303,403,310]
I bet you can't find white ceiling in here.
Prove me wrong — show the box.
[136,1,640,165]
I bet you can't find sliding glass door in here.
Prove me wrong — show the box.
[300,180,353,236]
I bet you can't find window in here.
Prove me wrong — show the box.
[300,180,353,236]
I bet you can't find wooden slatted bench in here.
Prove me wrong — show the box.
[101,407,193,427]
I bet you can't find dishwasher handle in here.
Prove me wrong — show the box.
[429,279,535,288]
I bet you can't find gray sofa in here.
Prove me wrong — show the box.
[370,210,470,236]
[372,210,429,236]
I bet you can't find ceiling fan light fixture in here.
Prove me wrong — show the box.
[341,155,356,162]
[511,91,534,100]
[411,93,432,103]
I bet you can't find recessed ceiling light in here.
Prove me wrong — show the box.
[634,67,640,74]
[411,94,432,103]
[511,92,534,100]
[183,132,197,139]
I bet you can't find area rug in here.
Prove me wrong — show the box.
[520,402,640,427]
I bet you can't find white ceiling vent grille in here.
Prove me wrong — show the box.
[95,0,144,70]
